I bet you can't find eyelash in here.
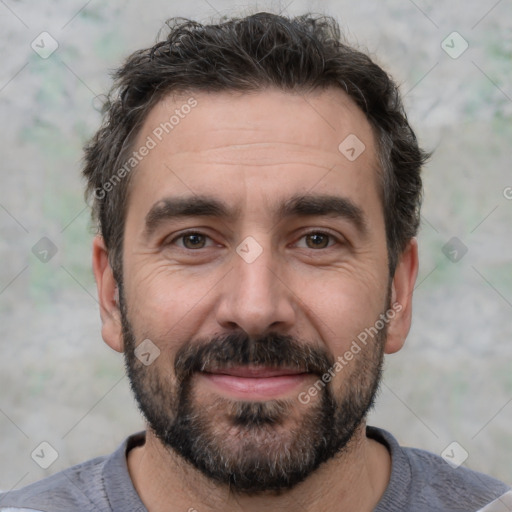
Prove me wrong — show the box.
[167,229,342,251]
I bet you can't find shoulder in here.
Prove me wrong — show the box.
[0,454,109,512]
[369,426,511,512]
[404,444,509,507]
[0,433,146,512]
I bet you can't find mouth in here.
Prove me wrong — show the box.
[198,365,312,400]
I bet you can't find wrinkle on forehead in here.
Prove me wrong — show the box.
[126,87,383,229]
[158,142,344,169]
[135,87,376,157]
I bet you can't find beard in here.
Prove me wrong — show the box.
[120,287,387,495]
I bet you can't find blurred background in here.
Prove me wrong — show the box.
[0,0,511,490]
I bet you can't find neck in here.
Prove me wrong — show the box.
[127,423,391,512]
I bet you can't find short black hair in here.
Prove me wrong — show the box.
[83,12,429,282]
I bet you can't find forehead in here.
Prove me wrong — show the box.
[136,87,376,159]
[127,87,382,223]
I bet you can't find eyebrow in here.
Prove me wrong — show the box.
[143,193,368,238]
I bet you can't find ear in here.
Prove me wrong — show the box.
[383,237,419,355]
[92,235,124,353]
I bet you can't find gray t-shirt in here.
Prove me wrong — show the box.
[0,426,509,512]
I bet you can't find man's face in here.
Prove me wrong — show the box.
[118,87,393,492]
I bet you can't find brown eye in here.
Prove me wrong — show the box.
[305,233,331,249]
[296,231,338,250]
[167,231,213,250]
[181,233,207,249]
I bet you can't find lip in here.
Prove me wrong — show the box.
[208,366,306,378]
[199,366,311,399]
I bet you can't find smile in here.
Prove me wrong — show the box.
[199,366,311,399]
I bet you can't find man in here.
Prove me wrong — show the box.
[1,11,510,512]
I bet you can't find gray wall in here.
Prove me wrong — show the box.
[1,0,511,490]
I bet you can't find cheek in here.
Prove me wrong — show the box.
[124,265,215,347]
[307,272,389,356]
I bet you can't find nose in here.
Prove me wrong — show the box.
[215,237,296,339]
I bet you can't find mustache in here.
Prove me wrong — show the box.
[173,331,335,385]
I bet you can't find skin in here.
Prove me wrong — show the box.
[92,87,419,511]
